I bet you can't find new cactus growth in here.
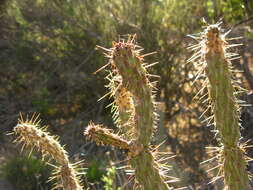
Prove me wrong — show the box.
[85,35,172,189]
[105,72,136,140]
[13,114,83,190]
[188,23,250,189]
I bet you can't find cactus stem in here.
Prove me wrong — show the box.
[13,113,83,190]
[189,23,250,190]
[92,35,173,189]
[84,122,131,150]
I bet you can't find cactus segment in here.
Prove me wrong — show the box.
[188,23,250,190]
[88,35,171,190]
[110,36,168,189]
[13,114,82,190]
[85,121,131,150]
[51,164,83,190]
[13,114,69,165]
[110,36,158,146]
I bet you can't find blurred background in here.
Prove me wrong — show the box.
[0,0,253,189]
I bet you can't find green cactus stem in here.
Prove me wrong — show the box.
[130,151,170,190]
[111,37,168,189]
[111,38,157,147]
[85,122,171,189]
[189,23,250,190]
[90,35,170,190]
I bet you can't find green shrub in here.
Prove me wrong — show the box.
[1,154,52,190]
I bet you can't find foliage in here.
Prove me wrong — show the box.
[86,160,106,183]
[206,0,247,22]
[102,167,120,190]
[0,154,52,190]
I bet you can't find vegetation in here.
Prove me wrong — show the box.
[102,167,119,190]
[1,0,253,189]
[189,22,250,190]
[0,154,52,190]
[86,36,172,189]
[13,114,82,190]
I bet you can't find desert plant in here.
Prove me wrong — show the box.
[85,35,175,190]
[188,22,251,190]
[7,10,252,188]
[102,166,120,190]
[12,114,83,190]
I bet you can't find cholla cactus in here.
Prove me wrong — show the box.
[85,35,173,189]
[13,114,83,190]
[188,22,250,190]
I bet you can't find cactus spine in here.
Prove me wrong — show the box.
[86,36,171,189]
[13,114,82,190]
[189,23,250,190]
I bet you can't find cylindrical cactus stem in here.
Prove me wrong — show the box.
[131,151,170,190]
[13,114,82,190]
[13,114,69,166]
[84,122,131,150]
[95,36,170,189]
[189,23,250,189]
[85,123,169,190]
[110,36,169,190]
[111,38,156,147]
[56,164,83,190]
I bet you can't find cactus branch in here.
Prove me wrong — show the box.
[84,122,131,150]
[92,35,171,190]
[111,36,157,147]
[189,23,250,190]
[105,72,136,140]
[13,114,82,190]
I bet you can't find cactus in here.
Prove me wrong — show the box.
[85,35,173,189]
[13,114,83,190]
[188,22,250,189]
[10,22,252,190]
